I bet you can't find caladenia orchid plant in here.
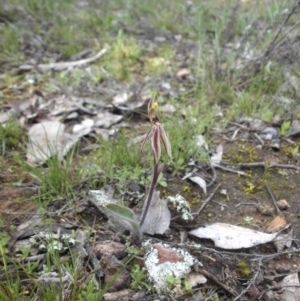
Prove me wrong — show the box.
[99,97,171,240]
[139,98,172,228]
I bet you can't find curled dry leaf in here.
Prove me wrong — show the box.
[210,145,223,166]
[26,121,78,164]
[140,190,171,235]
[189,176,207,195]
[95,111,123,128]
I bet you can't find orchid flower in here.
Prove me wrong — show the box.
[139,97,172,228]
[140,98,172,165]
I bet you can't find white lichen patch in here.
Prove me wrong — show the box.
[144,241,199,294]
[29,232,75,253]
[167,194,193,221]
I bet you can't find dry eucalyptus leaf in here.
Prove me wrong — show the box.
[140,190,171,235]
[95,111,123,128]
[273,226,293,252]
[72,119,94,136]
[26,121,78,164]
[189,223,281,249]
[195,134,209,152]
[112,92,129,105]
[280,273,300,301]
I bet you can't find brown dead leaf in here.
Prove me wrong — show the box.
[266,215,287,233]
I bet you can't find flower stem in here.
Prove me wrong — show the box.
[139,164,163,229]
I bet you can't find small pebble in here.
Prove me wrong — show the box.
[277,199,290,210]
[247,286,260,298]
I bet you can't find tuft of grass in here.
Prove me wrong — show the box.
[236,259,251,277]
[21,151,80,202]
[0,120,24,157]
[166,109,211,172]
[0,26,20,55]
[101,30,144,81]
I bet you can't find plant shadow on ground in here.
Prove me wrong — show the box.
[1,0,300,300]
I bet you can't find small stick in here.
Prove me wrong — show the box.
[199,267,238,298]
[271,20,300,51]
[19,47,108,72]
[207,162,217,188]
[240,162,300,171]
[254,133,264,146]
[192,183,221,216]
[215,164,247,176]
[265,184,281,214]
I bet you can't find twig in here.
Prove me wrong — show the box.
[215,164,247,176]
[271,20,300,51]
[254,133,264,146]
[198,267,238,298]
[265,184,281,214]
[251,248,300,262]
[19,47,108,72]
[263,0,300,58]
[240,161,300,171]
[192,183,221,216]
[207,162,217,188]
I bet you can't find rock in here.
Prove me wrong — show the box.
[104,270,131,293]
[186,272,207,287]
[143,241,199,294]
[263,290,283,301]
[104,256,131,292]
[256,203,273,216]
[93,241,127,259]
[247,286,260,298]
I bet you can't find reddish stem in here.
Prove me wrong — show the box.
[139,164,163,228]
